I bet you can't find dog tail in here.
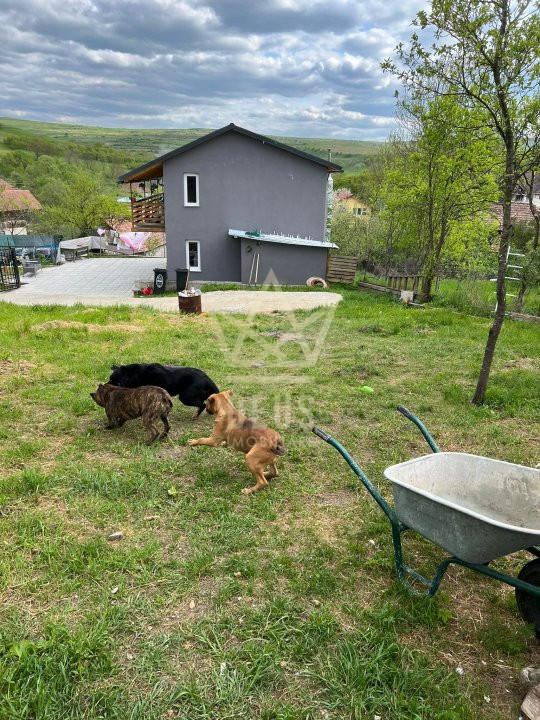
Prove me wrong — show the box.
[272,439,286,456]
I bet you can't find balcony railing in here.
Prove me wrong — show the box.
[131,193,165,231]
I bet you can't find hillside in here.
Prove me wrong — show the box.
[0,117,381,173]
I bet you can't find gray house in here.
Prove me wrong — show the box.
[118,124,342,285]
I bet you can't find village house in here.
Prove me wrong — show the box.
[513,173,540,206]
[335,189,372,218]
[118,124,342,285]
[490,201,540,227]
[0,179,41,235]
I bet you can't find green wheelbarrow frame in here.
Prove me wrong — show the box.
[312,406,540,611]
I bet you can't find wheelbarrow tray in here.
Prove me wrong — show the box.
[384,452,540,564]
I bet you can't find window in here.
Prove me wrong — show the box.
[353,207,368,216]
[186,240,201,272]
[184,173,199,206]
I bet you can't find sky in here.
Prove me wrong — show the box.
[0,0,428,140]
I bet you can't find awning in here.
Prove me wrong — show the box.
[229,228,338,249]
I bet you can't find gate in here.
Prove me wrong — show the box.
[0,247,20,291]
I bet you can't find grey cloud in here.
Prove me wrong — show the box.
[0,0,424,139]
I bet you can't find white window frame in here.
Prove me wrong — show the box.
[184,173,199,207]
[185,240,201,272]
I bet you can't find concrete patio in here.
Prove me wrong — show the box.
[0,257,341,314]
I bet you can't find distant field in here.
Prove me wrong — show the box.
[0,117,382,172]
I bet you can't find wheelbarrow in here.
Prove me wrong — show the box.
[313,406,540,633]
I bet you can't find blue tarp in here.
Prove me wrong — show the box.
[0,234,61,248]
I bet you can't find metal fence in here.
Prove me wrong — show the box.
[0,247,21,292]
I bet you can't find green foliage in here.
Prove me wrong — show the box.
[0,618,113,719]
[333,171,372,202]
[383,0,540,401]
[381,95,499,287]
[39,169,130,238]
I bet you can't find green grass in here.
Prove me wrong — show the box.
[0,290,539,719]
[357,271,540,317]
[0,117,381,172]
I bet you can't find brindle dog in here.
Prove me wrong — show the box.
[90,383,173,445]
[188,390,286,494]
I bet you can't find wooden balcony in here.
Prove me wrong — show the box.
[131,193,165,231]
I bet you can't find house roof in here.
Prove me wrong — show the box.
[515,172,540,196]
[108,219,164,237]
[0,180,41,211]
[118,124,343,184]
[490,202,539,226]
[229,228,338,249]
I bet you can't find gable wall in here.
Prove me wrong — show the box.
[163,131,329,282]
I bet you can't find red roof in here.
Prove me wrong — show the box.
[114,219,135,234]
[0,179,41,211]
[111,219,164,237]
[491,202,539,226]
[336,190,353,200]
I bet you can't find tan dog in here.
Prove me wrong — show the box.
[187,390,285,494]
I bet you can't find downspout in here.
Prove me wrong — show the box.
[325,173,334,244]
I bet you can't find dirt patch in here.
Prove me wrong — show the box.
[313,491,357,507]
[31,320,144,334]
[150,576,219,632]
[84,450,124,464]
[272,502,343,548]
[156,446,190,461]
[262,331,307,343]
[503,357,538,371]
[0,359,37,376]
[33,495,101,541]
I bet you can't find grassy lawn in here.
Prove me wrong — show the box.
[0,289,539,719]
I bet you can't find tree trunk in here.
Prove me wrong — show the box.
[420,274,433,302]
[472,147,514,405]
[420,219,446,303]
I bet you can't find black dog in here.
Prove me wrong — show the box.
[108,363,219,418]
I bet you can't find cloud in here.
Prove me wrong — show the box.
[0,0,427,139]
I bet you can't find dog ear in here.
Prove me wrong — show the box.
[111,364,119,370]
[225,389,233,397]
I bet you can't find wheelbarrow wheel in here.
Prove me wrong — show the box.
[515,558,540,638]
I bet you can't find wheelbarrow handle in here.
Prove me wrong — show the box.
[397,405,416,421]
[312,427,399,525]
[397,405,440,453]
[312,426,332,442]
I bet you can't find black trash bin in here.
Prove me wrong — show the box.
[175,268,189,293]
[153,268,167,295]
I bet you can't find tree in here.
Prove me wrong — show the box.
[383,0,540,404]
[39,170,129,238]
[383,94,499,301]
[330,192,372,260]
